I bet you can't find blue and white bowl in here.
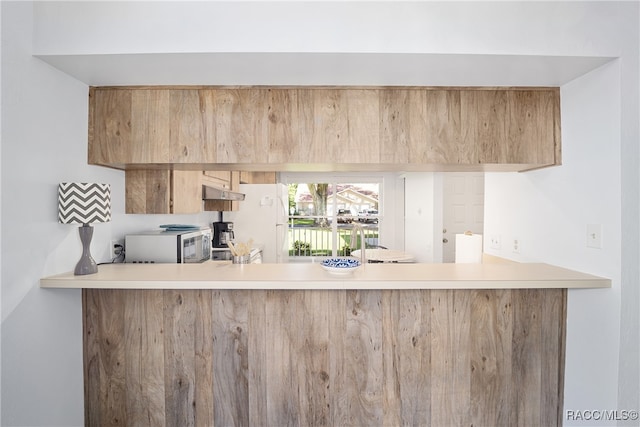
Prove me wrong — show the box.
[321,257,362,275]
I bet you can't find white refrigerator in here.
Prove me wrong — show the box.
[224,183,289,263]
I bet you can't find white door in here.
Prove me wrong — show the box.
[442,173,485,263]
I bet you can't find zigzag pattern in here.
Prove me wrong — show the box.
[58,182,111,224]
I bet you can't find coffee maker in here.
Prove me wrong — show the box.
[212,213,234,248]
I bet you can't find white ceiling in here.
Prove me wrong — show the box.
[36,52,614,87]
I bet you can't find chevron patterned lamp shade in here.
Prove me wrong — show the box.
[58,182,111,225]
[58,183,111,275]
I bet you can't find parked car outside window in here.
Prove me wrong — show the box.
[337,209,353,223]
[358,209,379,223]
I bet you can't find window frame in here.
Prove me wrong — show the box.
[279,172,385,260]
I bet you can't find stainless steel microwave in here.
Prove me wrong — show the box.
[125,228,212,263]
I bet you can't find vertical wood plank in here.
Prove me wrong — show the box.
[344,290,384,425]
[398,289,432,425]
[540,289,566,426]
[212,290,249,426]
[83,289,127,427]
[194,290,214,427]
[328,290,349,425]
[431,290,471,427]
[164,290,197,427]
[512,289,542,426]
[212,89,269,163]
[130,89,171,163]
[380,89,411,164]
[248,290,268,424]
[461,90,507,164]
[383,289,432,426]
[124,289,166,427]
[424,90,464,164]
[83,289,101,427]
[345,89,380,163]
[382,290,402,426]
[265,290,301,426]
[169,90,207,163]
[507,90,557,165]
[298,89,349,163]
[299,290,331,426]
[552,89,562,165]
[124,169,171,214]
[267,88,300,164]
[170,170,202,214]
[89,88,132,165]
[470,289,513,427]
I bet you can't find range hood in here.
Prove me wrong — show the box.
[202,185,246,201]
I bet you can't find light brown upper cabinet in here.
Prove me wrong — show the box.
[89,86,560,171]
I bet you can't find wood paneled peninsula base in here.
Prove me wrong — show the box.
[83,287,567,426]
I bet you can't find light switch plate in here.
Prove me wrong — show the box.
[586,224,602,249]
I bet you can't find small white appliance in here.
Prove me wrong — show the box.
[224,184,289,263]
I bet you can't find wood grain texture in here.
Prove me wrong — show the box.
[470,289,513,427]
[124,290,165,427]
[163,290,197,427]
[84,288,567,427]
[131,89,171,163]
[89,88,132,165]
[380,89,412,164]
[89,86,561,171]
[424,90,464,164]
[83,289,127,426]
[344,89,381,163]
[170,170,202,214]
[506,90,557,165]
[124,169,170,214]
[169,90,208,163]
[431,290,471,427]
[267,88,300,164]
[212,290,249,426]
[209,88,269,163]
[194,290,215,427]
[343,290,384,425]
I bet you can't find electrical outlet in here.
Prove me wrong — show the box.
[490,235,502,250]
[512,238,521,253]
[586,224,602,249]
[110,239,124,260]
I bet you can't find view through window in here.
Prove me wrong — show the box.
[286,181,381,259]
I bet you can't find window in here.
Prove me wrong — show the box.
[281,175,382,260]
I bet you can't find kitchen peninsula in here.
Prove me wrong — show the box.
[42,260,608,426]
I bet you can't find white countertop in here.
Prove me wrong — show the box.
[40,258,610,290]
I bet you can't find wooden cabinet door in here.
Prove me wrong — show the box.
[91,88,215,165]
[461,89,559,166]
[171,170,203,214]
[125,169,202,214]
[204,88,269,164]
[89,88,133,166]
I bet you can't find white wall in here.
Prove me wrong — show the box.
[2,2,638,426]
[32,2,625,57]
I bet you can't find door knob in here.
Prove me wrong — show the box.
[443,238,448,243]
